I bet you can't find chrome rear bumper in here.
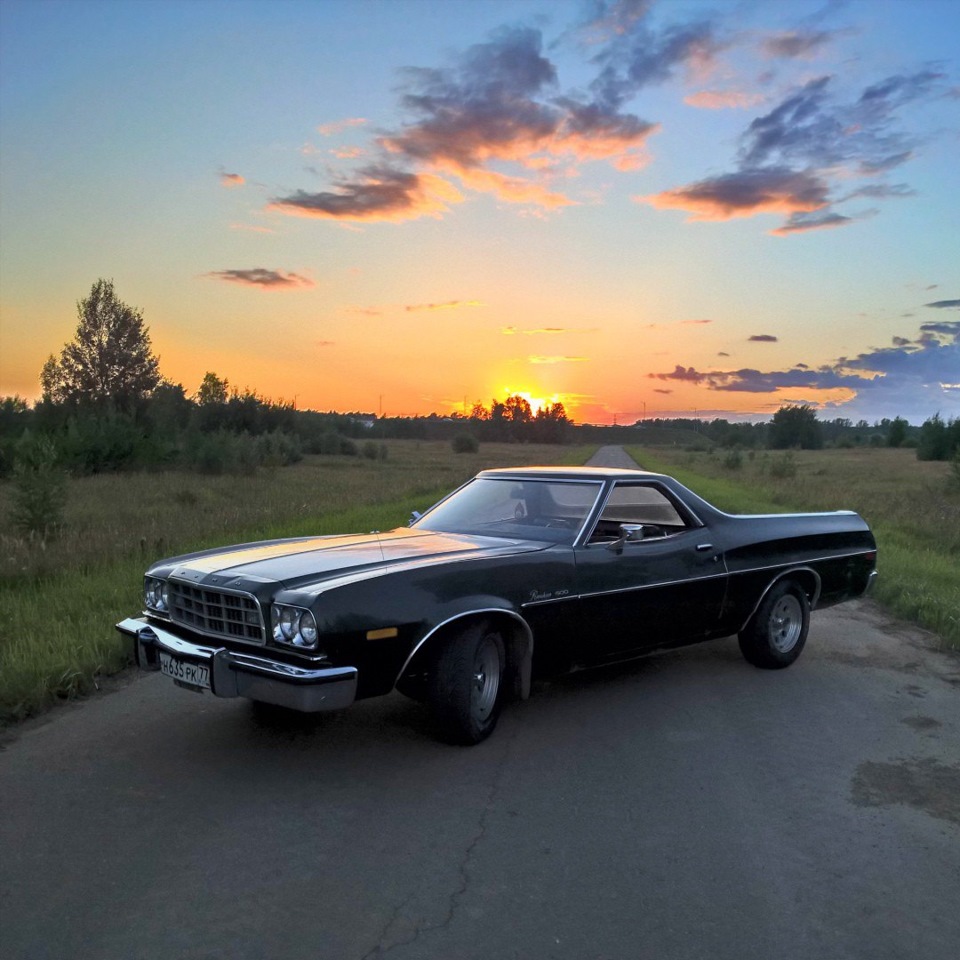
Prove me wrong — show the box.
[117,617,357,712]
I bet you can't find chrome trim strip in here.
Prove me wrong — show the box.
[529,546,873,605]
[393,607,533,688]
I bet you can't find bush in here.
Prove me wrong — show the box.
[452,434,479,454]
[722,449,743,470]
[769,452,797,479]
[9,434,68,540]
[361,440,388,461]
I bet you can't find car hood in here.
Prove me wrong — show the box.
[162,527,547,590]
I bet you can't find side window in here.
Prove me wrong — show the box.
[588,484,690,543]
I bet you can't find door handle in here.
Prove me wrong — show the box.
[695,543,714,552]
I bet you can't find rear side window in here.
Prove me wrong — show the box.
[588,483,691,542]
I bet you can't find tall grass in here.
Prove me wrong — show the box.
[629,446,960,650]
[0,442,595,722]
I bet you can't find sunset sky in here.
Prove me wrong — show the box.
[1,0,958,425]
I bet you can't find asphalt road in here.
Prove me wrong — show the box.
[1,449,958,960]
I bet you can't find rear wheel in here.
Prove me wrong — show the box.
[739,579,809,669]
[428,622,505,744]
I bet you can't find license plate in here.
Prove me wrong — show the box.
[159,651,210,690]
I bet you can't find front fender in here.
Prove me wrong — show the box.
[397,602,534,701]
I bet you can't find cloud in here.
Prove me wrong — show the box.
[317,118,366,136]
[653,388,673,394]
[404,299,482,312]
[641,69,946,234]
[271,19,670,223]
[220,171,244,187]
[584,5,724,109]
[204,269,314,289]
[229,223,275,234]
[641,166,829,221]
[648,321,960,417]
[269,166,463,222]
[749,334,778,342]
[770,211,857,235]
[925,300,960,310]
[330,146,365,160]
[684,90,764,110]
[760,29,835,60]
[681,318,713,325]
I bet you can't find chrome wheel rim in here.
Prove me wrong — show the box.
[471,637,501,722]
[769,594,803,653]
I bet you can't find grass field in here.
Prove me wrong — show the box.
[627,445,960,651]
[0,441,595,722]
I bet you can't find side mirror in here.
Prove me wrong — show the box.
[607,523,645,552]
[409,510,423,526]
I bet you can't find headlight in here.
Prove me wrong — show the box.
[144,576,169,613]
[272,604,320,650]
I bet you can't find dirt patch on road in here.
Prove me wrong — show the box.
[851,757,960,825]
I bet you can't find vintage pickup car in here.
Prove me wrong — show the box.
[118,466,877,743]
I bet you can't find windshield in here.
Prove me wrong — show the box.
[412,477,602,544]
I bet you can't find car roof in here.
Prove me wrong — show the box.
[477,465,666,482]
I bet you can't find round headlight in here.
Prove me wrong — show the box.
[160,582,169,610]
[280,607,300,640]
[298,611,318,647]
[144,579,154,608]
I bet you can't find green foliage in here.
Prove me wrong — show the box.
[361,440,388,460]
[769,451,797,479]
[9,434,68,540]
[195,371,229,405]
[887,416,909,448]
[452,433,480,454]
[40,279,160,410]
[949,451,960,492]
[916,413,960,461]
[770,404,823,450]
[722,449,743,470]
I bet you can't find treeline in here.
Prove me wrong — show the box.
[0,387,386,479]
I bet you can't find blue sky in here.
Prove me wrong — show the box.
[1,0,958,423]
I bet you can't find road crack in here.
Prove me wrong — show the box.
[359,724,518,958]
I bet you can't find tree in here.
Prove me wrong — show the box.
[769,404,823,450]
[196,371,229,405]
[887,416,909,448]
[40,279,160,410]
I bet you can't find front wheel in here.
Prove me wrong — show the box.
[738,580,809,669]
[428,622,505,745]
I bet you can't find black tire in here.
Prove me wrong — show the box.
[738,579,810,669]
[428,622,505,745]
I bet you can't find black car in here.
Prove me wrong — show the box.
[118,466,877,743]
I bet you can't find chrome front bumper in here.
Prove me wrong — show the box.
[117,617,357,712]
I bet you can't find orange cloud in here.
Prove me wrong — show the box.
[639,167,829,221]
[220,172,245,187]
[317,118,366,136]
[269,167,463,223]
[684,90,764,110]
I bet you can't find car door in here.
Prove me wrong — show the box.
[573,481,726,664]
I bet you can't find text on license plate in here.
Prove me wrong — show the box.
[159,651,210,690]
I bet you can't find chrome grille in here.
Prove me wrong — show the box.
[168,581,265,644]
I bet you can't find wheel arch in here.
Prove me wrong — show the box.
[738,566,821,633]
[395,608,534,702]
